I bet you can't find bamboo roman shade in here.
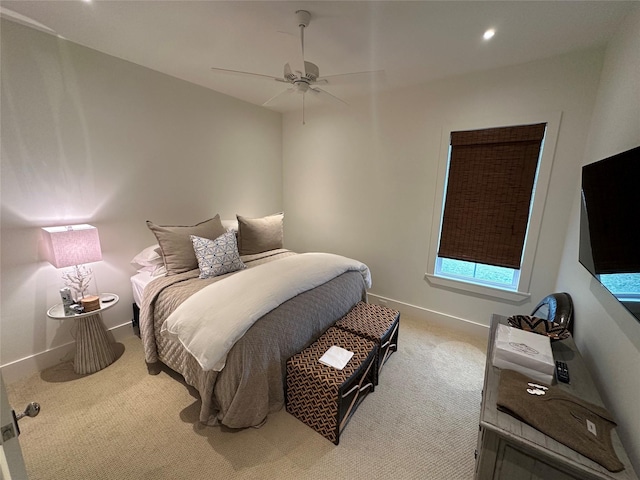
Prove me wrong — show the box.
[438,123,546,269]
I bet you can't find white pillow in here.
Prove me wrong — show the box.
[131,244,163,268]
[136,264,167,277]
[221,219,239,232]
[191,232,246,279]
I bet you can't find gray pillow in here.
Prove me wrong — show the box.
[191,232,245,279]
[236,212,284,255]
[146,215,226,275]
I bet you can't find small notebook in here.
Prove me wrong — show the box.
[319,345,354,370]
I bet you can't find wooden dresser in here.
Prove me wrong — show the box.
[475,314,638,480]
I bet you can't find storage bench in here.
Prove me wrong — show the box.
[286,326,377,445]
[335,301,400,385]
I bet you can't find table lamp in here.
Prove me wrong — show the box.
[42,224,102,312]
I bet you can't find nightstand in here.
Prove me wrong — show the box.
[47,293,119,375]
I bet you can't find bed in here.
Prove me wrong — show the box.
[133,214,370,428]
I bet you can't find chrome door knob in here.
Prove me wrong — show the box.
[15,402,40,421]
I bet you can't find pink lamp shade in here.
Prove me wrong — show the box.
[42,224,102,268]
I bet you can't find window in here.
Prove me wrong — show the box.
[435,257,521,290]
[600,273,640,301]
[426,113,561,301]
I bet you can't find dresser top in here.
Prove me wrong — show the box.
[480,314,638,480]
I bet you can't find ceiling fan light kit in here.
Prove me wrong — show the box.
[210,9,381,124]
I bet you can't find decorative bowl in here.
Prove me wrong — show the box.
[507,315,571,341]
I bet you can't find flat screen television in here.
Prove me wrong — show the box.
[579,145,640,322]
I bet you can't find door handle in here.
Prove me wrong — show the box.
[1,402,40,442]
[15,402,40,422]
[11,402,40,436]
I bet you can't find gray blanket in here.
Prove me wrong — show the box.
[139,249,367,427]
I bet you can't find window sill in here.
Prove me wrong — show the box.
[424,273,531,302]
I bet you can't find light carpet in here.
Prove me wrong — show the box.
[7,314,487,480]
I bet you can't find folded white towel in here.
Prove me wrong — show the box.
[319,345,354,370]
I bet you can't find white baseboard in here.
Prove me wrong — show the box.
[4,299,489,384]
[366,293,490,340]
[1,322,135,385]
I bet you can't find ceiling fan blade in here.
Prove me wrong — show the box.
[309,87,348,105]
[211,66,278,81]
[262,87,295,107]
[319,69,386,85]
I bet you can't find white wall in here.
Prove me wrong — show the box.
[283,47,603,329]
[0,19,282,378]
[2,9,637,470]
[556,6,640,470]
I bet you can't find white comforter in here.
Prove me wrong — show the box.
[161,252,372,371]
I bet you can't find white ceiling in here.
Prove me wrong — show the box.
[1,1,635,111]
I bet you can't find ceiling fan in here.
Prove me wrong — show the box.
[211,10,383,124]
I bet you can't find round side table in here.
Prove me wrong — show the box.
[47,293,119,375]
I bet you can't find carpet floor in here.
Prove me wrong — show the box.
[7,313,487,480]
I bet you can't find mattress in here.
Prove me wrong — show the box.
[130,270,157,308]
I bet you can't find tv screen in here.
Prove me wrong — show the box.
[579,145,640,322]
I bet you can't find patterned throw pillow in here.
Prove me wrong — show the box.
[191,232,246,279]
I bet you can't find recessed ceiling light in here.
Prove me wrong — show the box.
[483,29,496,40]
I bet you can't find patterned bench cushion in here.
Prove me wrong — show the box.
[335,301,400,385]
[286,326,376,444]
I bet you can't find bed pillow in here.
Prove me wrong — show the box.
[236,212,284,255]
[221,219,239,233]
[191,232,246,279]
[136,264,167,277]
[146,215,226,275]
[130,244,163,269]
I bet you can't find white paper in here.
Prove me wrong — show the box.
[319,345,354,370]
